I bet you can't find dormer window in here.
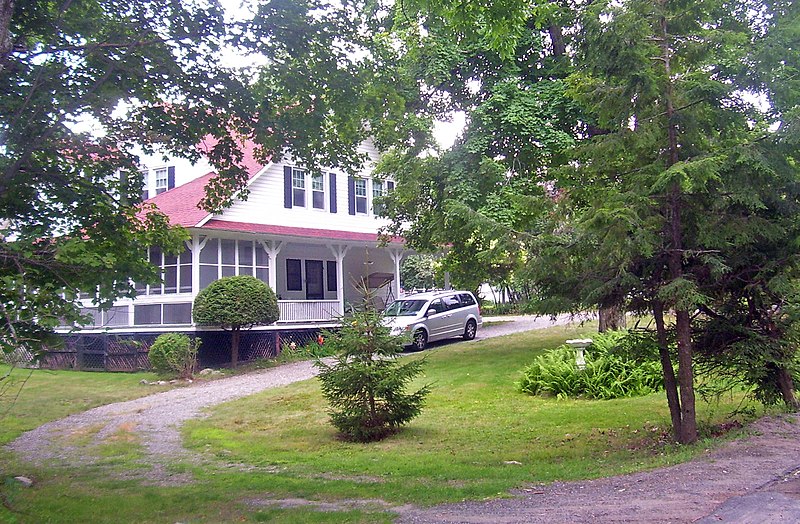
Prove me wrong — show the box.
[155,167,169,194]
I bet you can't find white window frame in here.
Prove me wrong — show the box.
[292,168,306,207]
[372,179,386,214]
[354,178,368,215]
[311,172,326,210]
[154,167,168,194]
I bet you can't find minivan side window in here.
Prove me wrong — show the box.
[442,294,461,310]
[458,293,476,306]
[427,299,444,315]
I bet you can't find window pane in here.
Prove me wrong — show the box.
[149,279,162,295]
[356,196,367,214]
[292,169,305,188]
[179,248,192,264]
[164,253,178,266]
[458,293,475,306]
[222,265,235,277]
[293,188,305,207]
[79,308,101,327]
[238,241,253,265]
[221,239,236,265]
[312,173,324,191]
[286,259,302,291]
[327,261,337,292]
[200,238,218,264]
[312,190,325,209]
[179,265,192,293]
[134,304,161,325]
[239,266,252,276]
[149,246,162,265]
[255,266,269,283]
[200,265,217,289]
[164,266,178,294]
[103,306,129,327]
[372,180,384,197]
[255,246,269,266]
[163,303,192,324]
[355,179,367,196]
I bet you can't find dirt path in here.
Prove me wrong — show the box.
[395,413,800,523]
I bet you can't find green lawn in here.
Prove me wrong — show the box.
[0,366,173,446]
[0,325,773,523]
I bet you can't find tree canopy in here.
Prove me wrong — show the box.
[0,0,429,355]
[380,0,800,442]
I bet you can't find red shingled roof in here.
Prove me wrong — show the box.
[202,219,404,244]
[196,135,265,179]
[145,171,217,227]
[143,137,267,227]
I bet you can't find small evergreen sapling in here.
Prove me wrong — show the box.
[316,293,430,442]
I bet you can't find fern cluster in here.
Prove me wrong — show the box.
[517,331,663,400]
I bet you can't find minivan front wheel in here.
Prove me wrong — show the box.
[463,319,477,340]
[412,329,428,350]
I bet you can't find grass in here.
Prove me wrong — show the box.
[0,324,774,523]
[0,366,174,446]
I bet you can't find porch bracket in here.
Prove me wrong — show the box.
[259,240,285,293]
[388,248,405,302]
[327,244,350,317]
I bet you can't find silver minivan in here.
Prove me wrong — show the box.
[383,290,483,350]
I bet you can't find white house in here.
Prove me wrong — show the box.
[73,138,406,344]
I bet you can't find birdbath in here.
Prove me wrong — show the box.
[566,338,593,370]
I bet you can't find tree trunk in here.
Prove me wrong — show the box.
[776,365,800,409]
[0,0,14,67]
[598,304,626,332]
[653,300,683,441]
[660,9,697,444]
[231,328,240,367]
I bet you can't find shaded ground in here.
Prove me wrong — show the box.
[396,414,800,523]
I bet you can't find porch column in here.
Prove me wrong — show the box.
[389,248,405,300]
[259,240,284,293]
[328,244,349,317]
[190,235,209,296]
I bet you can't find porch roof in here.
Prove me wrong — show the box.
[199,219,404,244]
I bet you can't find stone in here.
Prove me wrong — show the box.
[13,476,33,487]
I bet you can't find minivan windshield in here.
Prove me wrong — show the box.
[384,299,427,317]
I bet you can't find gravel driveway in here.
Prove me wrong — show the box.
[8,315,565,471]
[8,315,800,522]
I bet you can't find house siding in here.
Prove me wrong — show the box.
[213,140,392,234]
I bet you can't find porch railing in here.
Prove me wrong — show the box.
[277,300,342,323]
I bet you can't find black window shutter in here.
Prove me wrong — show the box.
[347,176,356,215]
[387,180,395,191]
[329,173,337,213]
[283,166,292,209]
[167,166,176,189]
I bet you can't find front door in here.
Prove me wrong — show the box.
[305,260,324,300]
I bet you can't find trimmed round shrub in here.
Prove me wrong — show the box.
[148,333,200,379]
[192,275,279,366]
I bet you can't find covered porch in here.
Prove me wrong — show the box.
[193,221,407,325]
